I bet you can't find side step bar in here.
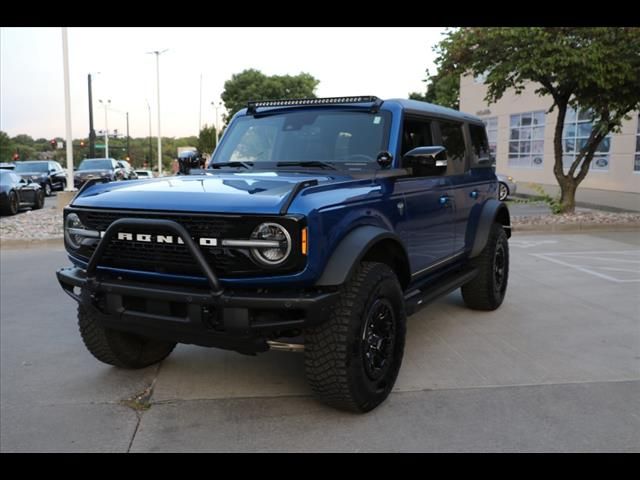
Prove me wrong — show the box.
[404,267,478,316]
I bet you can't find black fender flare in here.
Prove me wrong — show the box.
[469,199,511,258]
[315,226,409,287]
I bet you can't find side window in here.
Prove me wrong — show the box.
[401,118,433,156]
[401,117,446,178]
[439,121,467,175]
[469,123,492,167]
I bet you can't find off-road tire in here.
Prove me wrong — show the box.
[33,190,45,210]
[305,262,406,413]
[461,223,509,310]
[77,305,176,369]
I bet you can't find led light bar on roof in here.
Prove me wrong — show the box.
[246,96,382,114]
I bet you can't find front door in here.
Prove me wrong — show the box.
[395,116,455,277]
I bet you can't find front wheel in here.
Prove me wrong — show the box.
[304,262,406,413]
[78,305,176,369]
[32,190,45,210]
[43,181,52,197]
[461,223,509,310]
[2,190,19,215]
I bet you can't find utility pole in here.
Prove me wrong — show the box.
[147,49,168,176]
[88,73,97,158]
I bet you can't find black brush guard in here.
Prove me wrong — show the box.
[56,218,338,354]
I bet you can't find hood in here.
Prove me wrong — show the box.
[75,169,113,177]
[71,171,349,214]
[18,171,47,178]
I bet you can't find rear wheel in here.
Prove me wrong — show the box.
[461,223,509,310]
[498,182,509,201]
[304,262,406,412]
[78,305,176,369]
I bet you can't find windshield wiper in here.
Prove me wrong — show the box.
[207,161,253,170]
[276,161,337,170]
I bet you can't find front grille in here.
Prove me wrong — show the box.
[71,209,304,278]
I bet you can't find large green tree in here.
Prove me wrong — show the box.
[409,69,460,110]
[437,27,640,213]
[221,69,320,125]
[197,124,217,156]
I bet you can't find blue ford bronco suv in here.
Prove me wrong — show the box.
[57,96,511,412]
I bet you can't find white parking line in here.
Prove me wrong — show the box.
[530,251,640,283]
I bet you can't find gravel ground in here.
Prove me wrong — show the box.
[1,202,639,243]
[511,209,640,226]
[1,205,63,242]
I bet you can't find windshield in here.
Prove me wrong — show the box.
[211,110,391,168]
[0,171,14,185]
[78,159,113,170]
[14,162,48,173]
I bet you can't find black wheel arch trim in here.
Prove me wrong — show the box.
[315,225,410,288]
[468,199,511,258]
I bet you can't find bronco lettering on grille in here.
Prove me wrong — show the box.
[114,232,218,246]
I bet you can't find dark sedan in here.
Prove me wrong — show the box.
[74,158,137,188]
[0,170,45,215]
[13,160,67,196]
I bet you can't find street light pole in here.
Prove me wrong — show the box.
[212,101,223,145]
[99,99,111,158]
[146,99,153,167]
[126,112,130,160]
[61,28,74,192]
[147,49,168,176]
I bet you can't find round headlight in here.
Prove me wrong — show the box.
[64,213,85,249]
[250,223,291,266]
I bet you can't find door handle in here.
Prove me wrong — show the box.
[439,195,451,206]
[470,190,479,199]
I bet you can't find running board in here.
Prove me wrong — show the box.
[404,267,478,316]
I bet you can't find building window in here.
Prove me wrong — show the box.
[508,111,545,168]
[635,114,640,172]
[562,106,611,172]
[483,117,498,163]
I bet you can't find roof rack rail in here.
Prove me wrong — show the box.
[246,96,383,114]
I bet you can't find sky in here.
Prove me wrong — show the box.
[0,27,447,140]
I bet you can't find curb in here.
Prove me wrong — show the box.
[0,237,64,250]
[511,223,640,234]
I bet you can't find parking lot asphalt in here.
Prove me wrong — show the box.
[1,231,639,452]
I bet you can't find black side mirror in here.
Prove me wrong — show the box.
[402,146,448,169]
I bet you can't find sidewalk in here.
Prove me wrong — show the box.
[514,183,640,213]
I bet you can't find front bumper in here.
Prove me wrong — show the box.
[57,266,337,353]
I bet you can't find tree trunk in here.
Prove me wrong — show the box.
[558,178,577,213]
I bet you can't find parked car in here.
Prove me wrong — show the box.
[0,170,45,215]
[496,174,517,201]
[57,96,511,413]
[0,162,15,170]
[134,169,154,178]
[13,160,67,196]
[74,158,136,188]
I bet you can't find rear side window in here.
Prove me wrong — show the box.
[469,123,492,167]
[438,120,467,175]
[401,118,433,155]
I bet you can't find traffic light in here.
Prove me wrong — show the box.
[12,152,19,161]
[80,141,85,147]
[50,139,57,148]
